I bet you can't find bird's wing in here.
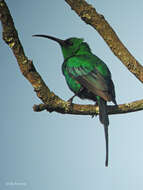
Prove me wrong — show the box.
[66,56,112,101]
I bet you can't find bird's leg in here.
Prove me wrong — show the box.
[67,87,84,105]
[67,94,77,104]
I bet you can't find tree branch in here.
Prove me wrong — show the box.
[65,0,143,83]
[33,99,143,115]
[1,0,143,116]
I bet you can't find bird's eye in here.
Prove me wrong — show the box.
[65,40,73,46]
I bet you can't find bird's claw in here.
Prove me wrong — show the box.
[67,97,74,109]
[67,97,73,104]
[91,114,97,118]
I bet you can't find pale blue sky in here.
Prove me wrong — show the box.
[1,0,143,189]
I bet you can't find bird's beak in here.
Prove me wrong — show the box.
[32,34,65,46]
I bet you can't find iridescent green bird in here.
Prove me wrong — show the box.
[33,34,117,167]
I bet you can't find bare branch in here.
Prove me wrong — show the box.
[1,0,143,116]
[33,99,143,115]
[0,0,65,108]
[65,0,143,83]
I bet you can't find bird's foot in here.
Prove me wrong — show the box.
[67,94,77,106]
[67,97,74,106]
[67,96,75,110]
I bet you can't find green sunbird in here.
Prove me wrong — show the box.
[33,34,117,167]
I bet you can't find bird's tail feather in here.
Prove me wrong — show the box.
[104,124,108,167]
[97,97,109,167]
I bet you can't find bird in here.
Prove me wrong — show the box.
[33,34,117,167]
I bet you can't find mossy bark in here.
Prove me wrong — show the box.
[1,0,143,116]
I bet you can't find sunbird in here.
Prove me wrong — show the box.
[33,34,117,167]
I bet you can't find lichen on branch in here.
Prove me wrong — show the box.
[0,0,143,116]
[65,0,143,83]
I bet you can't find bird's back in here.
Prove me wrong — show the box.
[62,53,116,104]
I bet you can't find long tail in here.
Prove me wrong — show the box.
[97,97,109,167]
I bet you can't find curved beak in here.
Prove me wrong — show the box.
[32,34,65,46]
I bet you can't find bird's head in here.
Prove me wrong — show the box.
[33,34,84,59]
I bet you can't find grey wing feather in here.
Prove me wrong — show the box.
[67,66,112,102]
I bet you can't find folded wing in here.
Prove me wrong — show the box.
[66,57,113,102]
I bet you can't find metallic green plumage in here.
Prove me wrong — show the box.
[33,35,117,167]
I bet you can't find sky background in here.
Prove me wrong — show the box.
[1,0,143,189]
